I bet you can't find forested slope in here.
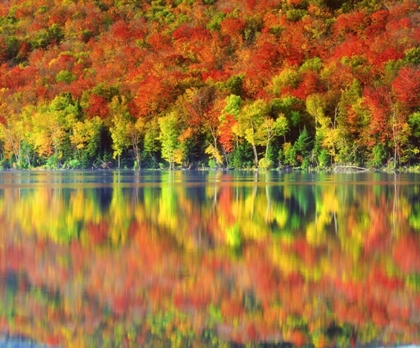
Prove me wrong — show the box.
[0,0,419,169]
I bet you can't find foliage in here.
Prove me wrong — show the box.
[0,0,419,169]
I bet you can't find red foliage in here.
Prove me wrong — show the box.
[366,10,389,37]
[278,24,307,66]
[86,94,109,119]
[392,66,420,108]
[333,37,367,59]
[291,70,322,100]
[202,69,231,83]
[220,18,245,38]
[147,33,172,52]
[388,0,418,19]
[363,86,392,145]
[133,75,174,117]
[110,20,132,41]
[371,46,404,66]
[333,11,367,38]
[218,114,236,153]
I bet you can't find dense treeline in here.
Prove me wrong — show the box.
[0,0,419,169]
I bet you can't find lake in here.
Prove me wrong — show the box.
[1,170,420,347]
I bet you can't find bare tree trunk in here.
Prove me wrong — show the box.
[265,139,270,159]
[252,144,258,168]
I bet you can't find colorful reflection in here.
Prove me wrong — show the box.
[1,171,420,346]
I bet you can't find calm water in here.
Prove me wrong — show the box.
[1,170,420,347]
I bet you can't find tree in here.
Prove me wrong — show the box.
[70,117,103,167]
[218,95,242,165]
[0,113,30,168]
[234,99,270,168]
[294,127,313,167]
[143,119,160,168]
[110,112,131,169]
[335,79,368,164]
[392,66,420,110]
[158,111,183,170]
[306,93,338,162]
[258,114,289,160]
[109,96,133,168]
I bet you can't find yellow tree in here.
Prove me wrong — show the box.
[306,93,339,163]
[109,96,146,169]
[70,117,103,167]
[158,111,184,170]
[0,113,27,167]
[234,99,270,168]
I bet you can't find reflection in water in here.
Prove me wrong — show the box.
[1,171,420,346]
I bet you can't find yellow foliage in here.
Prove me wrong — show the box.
[205,144,223,165]
[306,221,327,246]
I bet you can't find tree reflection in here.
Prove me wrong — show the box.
[0,172,419,346]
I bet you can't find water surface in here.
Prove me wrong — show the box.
[1,170,420,346]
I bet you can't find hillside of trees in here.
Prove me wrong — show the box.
[0,0,420,169]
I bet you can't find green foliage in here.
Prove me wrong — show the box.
[406,274,420,291]
[29,24,64,50]
[283,142,298,167]
[45,154,60,169]
[231,142,253,169]
[404,47,420,65]
[258,157,274,169]
[295,127,313,159]
[369,143,387,168]
[208,158,217,168]
[158,111,183,169]
[243,15,263,43]
[225,75,245,96]
[70,117,103,164]
[272,69,301,96]
[224,94,242,119]
[286,9,307,22]
[318,149,330,169]
[226,223,241,247]
[56,70,76,84]
[300,57,323,73]
[409,112,420,138]
[206,11,225,31]
[143,119,160,167]
[110,113,131,166]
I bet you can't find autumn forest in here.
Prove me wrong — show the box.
[0,0,420,169]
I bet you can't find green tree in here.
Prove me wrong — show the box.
[294,127,313,167]
[143,119,160,168]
